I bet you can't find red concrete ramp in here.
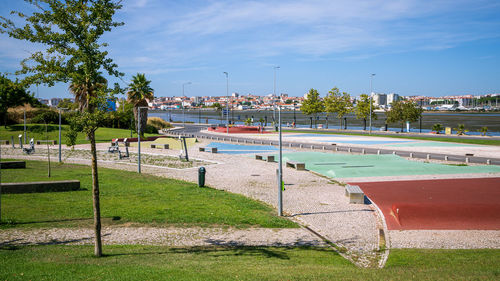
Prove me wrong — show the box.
[350,178,500,230]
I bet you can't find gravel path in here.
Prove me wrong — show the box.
[0,227,324,247]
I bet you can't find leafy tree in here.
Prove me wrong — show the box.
[0,75,36,127]
[1,0,124,257]
[301,88,324,128]
[324,87,352,129]
[244,118,253,126]
[57,98,77,110]
[432,123,443,134]
[212,102,223,123]
[127,73,154,136]
[285,99,293,104]
[354,94,377,130]
[386,100,423,132]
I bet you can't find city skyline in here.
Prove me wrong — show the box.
[1,0,500,99]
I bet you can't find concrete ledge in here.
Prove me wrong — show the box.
[36,140,57,145]
[1,180,80,194]
[0,161,26,169]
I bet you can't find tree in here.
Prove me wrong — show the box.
[354,94,377,130]
[0,75,36,127]
[1,0,124,257]
[212,102,223,123]
[324,87,352,129]
[57,98,77,110]
[385,100,423,132]
[301,88,324,128]
[454,124,468,135]
[127,73,154,136]
[432,123,443,134]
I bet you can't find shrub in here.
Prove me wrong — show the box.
[31,109,59,124]
[144,124,158,134]
[432,123,443,134]
[147,117,171,130]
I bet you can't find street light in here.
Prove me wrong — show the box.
[369,73,376,134]
[58,108,68,163]
[223,72,229,134]
[137,106,148,174]
[182,82,192,128]
[273,66,280,125]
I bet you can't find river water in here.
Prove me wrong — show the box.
[150,109,500,136]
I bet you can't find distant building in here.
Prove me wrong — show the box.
[387,93,399,106]
[49,98,62,107]
[371,93,387,106]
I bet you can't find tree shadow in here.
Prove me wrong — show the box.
[290,209,374,217]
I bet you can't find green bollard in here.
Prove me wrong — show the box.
[198,167,206,187]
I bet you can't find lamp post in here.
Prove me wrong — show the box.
[137,106,148,174]
[273,66,280,125]
[23,107,27,144]
[369,73,376,134]
[182,82,191,128]
[58,108,68,163]
[223,72,229,134]
[274,66,282,216]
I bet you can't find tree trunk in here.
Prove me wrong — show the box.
[133,106,148,136]
[363,118,366,130]
[89,130,102,257]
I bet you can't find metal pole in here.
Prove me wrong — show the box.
[138,107,141,174]
[224,72,229,134]
[369,73,376,134]
[58,109,62,163]
[24,108,26,144]
[278,105,283,216]
[273,66,280,124]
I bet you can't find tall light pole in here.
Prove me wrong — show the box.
[223,72,229,134]
[275,66,282,216]
[369,73,376,134]
[182,82,191,128]
[273,66,280,125]
[58,108,68,163]
[137,106,148,174]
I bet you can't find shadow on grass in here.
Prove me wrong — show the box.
[101,245,337,260]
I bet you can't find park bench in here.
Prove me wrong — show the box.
[286,161,306,170]
[118,138,129,159]
[0,161,26,169]
[465,153,474,157]
[2,180,80,194]
[255,154,275,162]
[345,184,365,204]
[108,140,120,153]
[36,140,57,145]
[199,147,205,152]
[22,138,35,155]
[151,144,169,149]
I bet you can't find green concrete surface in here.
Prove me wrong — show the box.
[279,152,500,179]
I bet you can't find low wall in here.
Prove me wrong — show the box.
[0,161,26,169]
[1,180,80,194]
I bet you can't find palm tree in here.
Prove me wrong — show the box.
[69,74,107,112]
[127,73,154,136]
[432,123,443,134]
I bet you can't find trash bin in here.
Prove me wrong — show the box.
[198,167,206,187]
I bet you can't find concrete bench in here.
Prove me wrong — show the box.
[0,140,9,145]
[345,184,364,204]
[255,154,275,162]
[200,147,217,153]
[465,153,474,157]
[199,147,205,152]
[286,161,305,170]
[151,144,169,149]
[2,180,80,194]
[36,140,57,145]
[0,161,26,169]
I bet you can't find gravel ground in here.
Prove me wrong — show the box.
[389,230,500,249]
[0,227,325,247]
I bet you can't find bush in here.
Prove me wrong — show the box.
[147,117,171,131]
[31,109,59,124]
[144,124,158,134]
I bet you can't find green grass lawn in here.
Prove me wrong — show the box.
[0,160,296,229]
[0,246,498,280]
[0,124,158,145]
[283,129,500,146]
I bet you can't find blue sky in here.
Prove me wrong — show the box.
[1,0,500,99]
